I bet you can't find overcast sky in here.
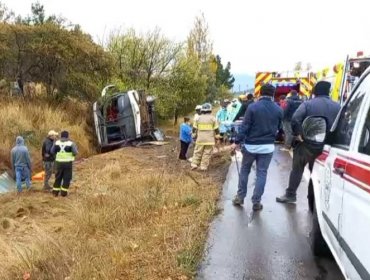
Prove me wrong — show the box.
[3,0,370,75]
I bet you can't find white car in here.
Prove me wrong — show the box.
[309,67,370,280]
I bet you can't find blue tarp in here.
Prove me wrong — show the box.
[0,172,17,193]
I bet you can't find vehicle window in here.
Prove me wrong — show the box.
[359,106,370,156]
[331,74,370,150]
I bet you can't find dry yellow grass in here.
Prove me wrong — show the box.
[0,97,95,172]
[0,144,230,279]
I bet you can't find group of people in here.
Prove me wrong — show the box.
[11,130,78,197]
[177,94,256,171]
[231,81,340,210]
[178,103,219,171]
[178,80,341,212]
[216,94,254,140]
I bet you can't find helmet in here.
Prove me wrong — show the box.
[195,105,202,111]
[238,94,247,101]
[201,103,212,112]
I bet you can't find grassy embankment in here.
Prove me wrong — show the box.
[0,144,229,279]
[0,97,95,173]
[0,97,230,279]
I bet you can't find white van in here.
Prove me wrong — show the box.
[309,67,370,280]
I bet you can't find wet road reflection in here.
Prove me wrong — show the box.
[198,148,344,280]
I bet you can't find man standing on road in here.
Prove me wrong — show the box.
[11,136,32,192]
[42,130,58,191]
[51,131,78,197]
[232,84,283,211]
[276,81,341,203]
[282,90,302,150]
[191,103,219,171]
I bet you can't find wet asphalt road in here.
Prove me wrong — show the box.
[198,148,345,280]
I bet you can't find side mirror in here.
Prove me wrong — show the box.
[302,116,327,144]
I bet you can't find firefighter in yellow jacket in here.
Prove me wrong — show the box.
[50,130,78,197]
[191,103,219,171]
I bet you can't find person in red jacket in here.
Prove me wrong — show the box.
[107,105,118,122]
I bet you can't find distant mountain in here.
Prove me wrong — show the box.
[232,73,255,93]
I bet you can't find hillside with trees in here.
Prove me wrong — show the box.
[0,3,234,279]
[0,2,235,169]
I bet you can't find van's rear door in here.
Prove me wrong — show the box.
[93,102,104,147]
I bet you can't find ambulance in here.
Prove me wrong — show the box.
[308,55,370,279]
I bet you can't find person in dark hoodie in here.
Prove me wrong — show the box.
[51,130,78,197]
[42,130,58,191]
[11,136,32,192]
[276,81,341,203]
[282,90,302,149]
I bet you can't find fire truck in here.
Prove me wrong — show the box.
[254,52,370,104]
[254,71,317,101]
[317,51,370,104]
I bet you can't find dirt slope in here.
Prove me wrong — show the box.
[0,141,229,280]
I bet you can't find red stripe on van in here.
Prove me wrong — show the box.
[315,151,329,165]
[317,151,329,162]
[343,174,370,194]
[343,156,370,168]
[344,161,370,188]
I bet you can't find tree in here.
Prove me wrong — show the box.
[0,22,113,100]
[17,1,66,26]
[294,61,302,71]
[187,13,213,64]
[0,1,14,23]
[306,62,312,71]
[156,52,207,124]
[30,2,45,25]
[187,14,234,103]
[215,55,235,89]
[107,28,182,90]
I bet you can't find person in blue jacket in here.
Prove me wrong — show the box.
[179,117,192,160]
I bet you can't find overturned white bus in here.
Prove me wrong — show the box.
[93,85,164,151]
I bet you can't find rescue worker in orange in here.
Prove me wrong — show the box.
[191,103,219,171]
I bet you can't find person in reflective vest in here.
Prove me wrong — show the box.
[50,130,78,197]
[191,103,219,171]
